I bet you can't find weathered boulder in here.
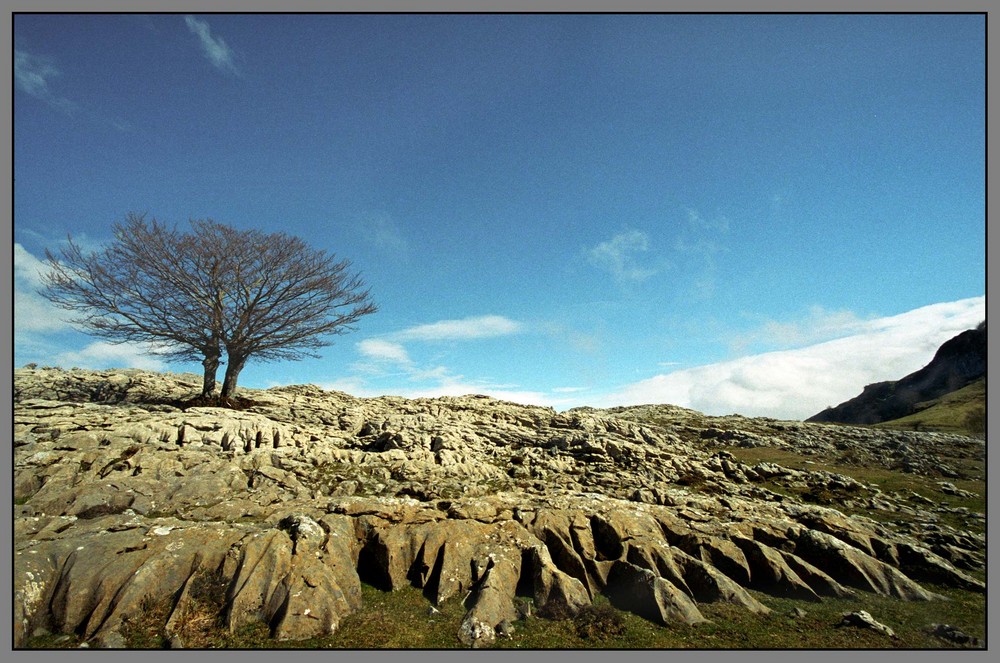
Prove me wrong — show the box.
[605,561,707,625]
[527,544,592,619]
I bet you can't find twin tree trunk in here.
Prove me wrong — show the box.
[201,351,220,398]
[200,346,245,401]
[220,355,247,400]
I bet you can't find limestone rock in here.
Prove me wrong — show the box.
[12,367,986,648]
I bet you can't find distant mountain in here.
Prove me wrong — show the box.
[807,322,986,428]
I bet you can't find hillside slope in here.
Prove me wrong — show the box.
[874,378,985,436]
[807,323,985,427]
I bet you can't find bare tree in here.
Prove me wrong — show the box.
[40,214,378,401]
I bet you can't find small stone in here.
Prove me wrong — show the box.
[838,610,897,638]
[927,623,982,648]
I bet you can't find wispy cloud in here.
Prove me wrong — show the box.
[185,15,240,76]
[552,386,588,394]
[587,230,659,285]
[401,379,563,408]
[727,306,871,354]
[673,208,729,299]
[684,207,730,234]
[592,297,985,420]
[15,49,79,115]
[328,366,568,408]
[336,313,572,406]
[360,213,409,256]
[395,315,524,342]
[15,49,131,130]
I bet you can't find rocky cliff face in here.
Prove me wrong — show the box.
[13,367,985,648]
[807,324,986,426]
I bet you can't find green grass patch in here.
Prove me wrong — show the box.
[875,379,985,437]
[20,581,985,650]
[325,582,468,648]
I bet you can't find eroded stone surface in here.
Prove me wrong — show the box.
[13,367,986,648]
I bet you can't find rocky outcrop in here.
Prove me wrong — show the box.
[13,367,986,648]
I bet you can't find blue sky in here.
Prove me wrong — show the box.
[14,13,985,419]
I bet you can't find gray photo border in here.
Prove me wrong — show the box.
[4,2,993,663]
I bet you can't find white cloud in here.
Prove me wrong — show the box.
[14,50,58,97]
[54,341,168,372]
[15,243,49,287]
[675,209,729,257]
[14,244,179,371]
[357,338,411,364]
[14,244,73,334]
[685,208,730,233]
[336,313,572,407]
[587,230,658,284]
[185,15,240,75]
[593,297,986,420]
[395,315,524,342]
[317,377,376,397]
[321,366,568,409]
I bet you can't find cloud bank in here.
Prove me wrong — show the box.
[14,244,171,370]
[594,297,985,420]
[14,244,73,335]
[54,341,168,372]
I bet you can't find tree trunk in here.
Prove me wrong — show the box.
[201,350,220,397]
[220,355,247,400]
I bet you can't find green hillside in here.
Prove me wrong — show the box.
[873,377,985,437]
